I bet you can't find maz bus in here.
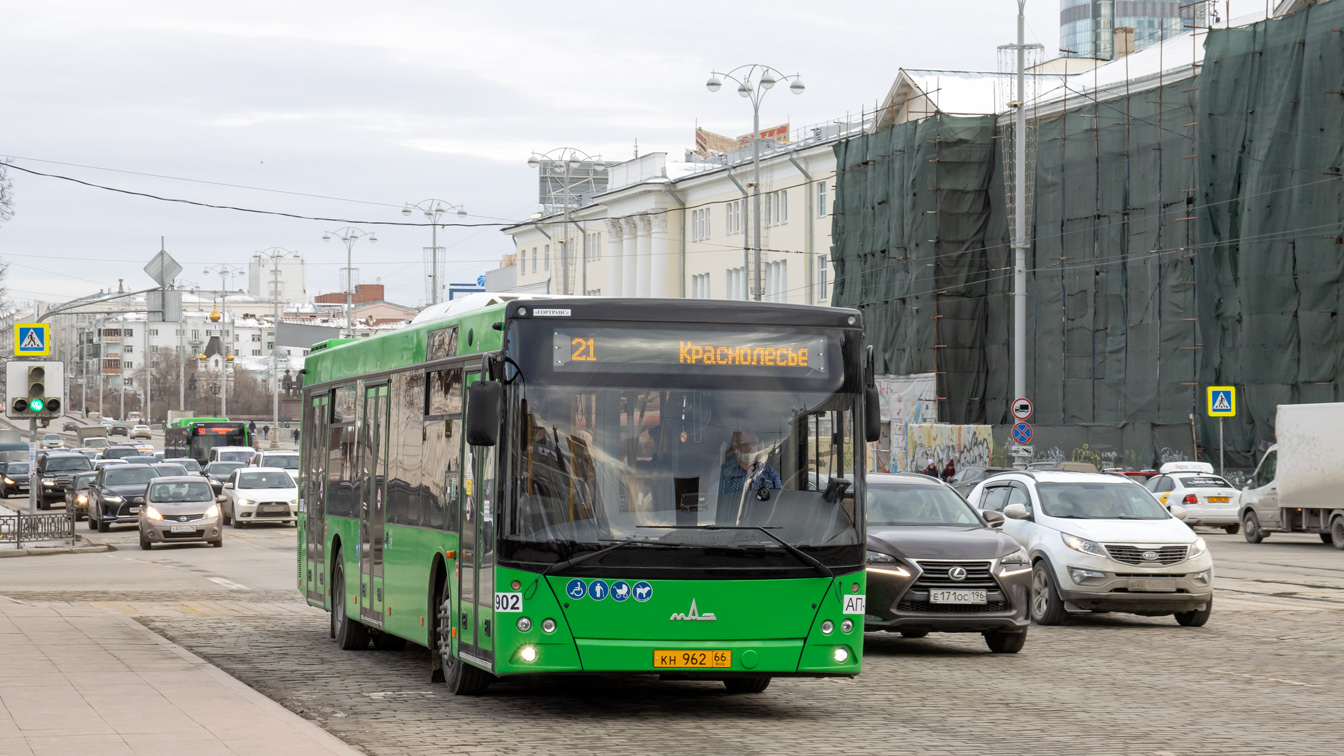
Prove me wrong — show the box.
[165,418,250,464]
[298,296,880,694]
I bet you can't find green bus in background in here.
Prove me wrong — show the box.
[298,296,879,694]
[165,417,250,464]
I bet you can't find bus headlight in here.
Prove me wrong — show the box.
[833,648,849,663]
[519,645,538,663]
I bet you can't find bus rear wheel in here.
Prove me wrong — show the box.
[437,581,491,695]
[723,676,771,694]
[332,560,368,650]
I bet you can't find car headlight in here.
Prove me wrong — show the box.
[866,550,897,564]
[1000,548,1028,565]
[236,498,250,507]
[145,506,163,521]
[42,479,55,486]
[1062,532,1107,558]
[77,494,87,504]
[3,478,13,485]
[104,495,124,503]
[206,504,219,518]
[1189,537,1208,558]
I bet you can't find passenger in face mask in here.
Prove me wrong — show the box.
[719,431,783,493]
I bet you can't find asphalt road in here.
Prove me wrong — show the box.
[2,523,1342,755]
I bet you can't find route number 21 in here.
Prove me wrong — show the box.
[571,337,596,362]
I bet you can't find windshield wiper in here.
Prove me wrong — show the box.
[639,525,833,578]
[538,539,683,580]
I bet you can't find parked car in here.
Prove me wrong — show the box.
[66,471,96,520]
[1,462,32,498]
[102,446,142,461]
[34,451,94,508]
[220,467,298,528]
[863,473,1031,653]
[203,462,246,495]
[1145,462,1240,534]
[947,466,1013,497]
[967,471,1213,627]
[108,423,129,436]
[90,464,162,532]
[41,433,64,449]
[249,450,299,474]
[138,476,222,550]
[130,425,152,439]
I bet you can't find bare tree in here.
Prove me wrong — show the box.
[0,160,13,225]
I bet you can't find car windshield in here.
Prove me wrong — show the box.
[238,471,294,489]
[154,464,189,476]
[104,467,159,486]
[43,435,60,441]
[1179,475,1233,489]
[215,451,252,463]
[74,473,95,489]
[263,454,299,468]
[46,456,92,472]
[1036,481,1169,520]
[7,463,29,474]
[866,482,983,527]
[175,459,201,473]
[207,463,244,477]
[149,481,215,503]
[104,448,138,459]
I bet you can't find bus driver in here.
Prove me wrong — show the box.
[718,431,782,493]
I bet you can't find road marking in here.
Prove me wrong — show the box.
[207,577,249,591]
[1210,668,1321,688]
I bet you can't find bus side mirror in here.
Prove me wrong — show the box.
[466,381,503,447]
[864,386,882,443]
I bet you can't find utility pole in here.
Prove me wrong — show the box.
[1012,0,1030,465]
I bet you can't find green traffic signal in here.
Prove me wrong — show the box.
[29,398,44,413]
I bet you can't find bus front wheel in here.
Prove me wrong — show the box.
[723,676,771,694]
[437,581,491,695]
[332,560,368,650]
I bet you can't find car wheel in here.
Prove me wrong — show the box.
[1242,511,1265,543]
[97,516,109,533]
[211,539,222,548]
[332,560,368,651]
[1223,523,1240,535]
[139,530,151,551]
[899,630,929,639]
[1031,561,1067,625]
[1331,519,1344,551]
[233,515,246,529]
[1175,597,1212,627]
[984,628,1028,653]
[1320,533,1334,544]
[723,676,772,693]
[221,506,231,526]
[438,580,490,695]
[87,513,97,530]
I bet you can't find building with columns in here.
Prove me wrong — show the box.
[503,124,853,305]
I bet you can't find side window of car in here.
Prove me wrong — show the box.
[980,485,1009,511]
[1144,475,1162,492]
[1006,485,1033,513]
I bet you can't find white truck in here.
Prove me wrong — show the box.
[1239,402,1344,549]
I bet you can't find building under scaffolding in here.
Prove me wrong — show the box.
[832,1,1344,470]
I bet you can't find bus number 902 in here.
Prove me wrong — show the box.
[494,592,523,612]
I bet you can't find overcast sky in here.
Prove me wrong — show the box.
[2,1,1139,308]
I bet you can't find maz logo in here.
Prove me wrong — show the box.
[669,599,717,621]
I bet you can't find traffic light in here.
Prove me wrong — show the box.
[6,361,63,419]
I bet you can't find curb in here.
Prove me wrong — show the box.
[0,541,110,558]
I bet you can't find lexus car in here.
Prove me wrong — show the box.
[967,471,1213,627]
[864,473,1031,653]
[90,464,161,532]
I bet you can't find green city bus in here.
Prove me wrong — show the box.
[165,417,250,464]
[297,297,879,694]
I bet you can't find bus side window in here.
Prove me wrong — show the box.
[388,371,423,527]
[423,368,463,531]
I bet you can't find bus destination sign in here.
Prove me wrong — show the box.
[553,327,829,377]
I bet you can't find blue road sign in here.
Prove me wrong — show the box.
[587,580,609,601]
[633,581,653,602]
[1011,422,1033,445]
[611,580,631,602]
[15,323,49,357]
[565,578,587,600]
[1207,386,1236,417]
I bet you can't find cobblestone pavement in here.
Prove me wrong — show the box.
[5,531,1344,755]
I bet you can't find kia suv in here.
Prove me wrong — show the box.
[966,471,1213,627]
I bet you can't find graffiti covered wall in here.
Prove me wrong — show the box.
[904,424,995,473]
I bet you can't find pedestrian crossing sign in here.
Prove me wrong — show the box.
[1207,386,1235,417]
[14,323,49,357]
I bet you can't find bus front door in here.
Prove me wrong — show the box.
[360,383,389,626]
[303,393,330,607]
[458,372,497,666]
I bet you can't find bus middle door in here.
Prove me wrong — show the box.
[303,393,330,607]
[458,371,497,666]
[360,383,390,626]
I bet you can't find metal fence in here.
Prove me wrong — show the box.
[0,510,75,547]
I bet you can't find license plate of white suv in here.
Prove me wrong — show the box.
[930,589,987,604]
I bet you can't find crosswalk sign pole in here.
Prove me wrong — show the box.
[1219,418,1224,477]
[27,417,37,515]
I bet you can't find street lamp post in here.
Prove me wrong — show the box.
[257,247,298,449]
[402,200,467,306]
[527,149,606,295]
[322,227,377,337]
[706,64,804,301]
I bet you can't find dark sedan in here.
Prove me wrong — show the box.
[108,423,129,436]
[1,462,32,498]
[864,473,1032,653]
[90,464,161,532]
[66,471,96,520]
[203,462,245,495]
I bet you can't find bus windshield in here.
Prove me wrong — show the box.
[503,321,863,571]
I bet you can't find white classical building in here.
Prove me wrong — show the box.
[502,124,855,305]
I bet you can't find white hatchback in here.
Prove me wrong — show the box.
[219,467,298,527]
[1145,462,1241,533]
[967,471,1214,627]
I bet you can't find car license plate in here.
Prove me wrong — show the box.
[653,650,731,669]
[929,589,987,604]
[128,507,140,513]
[1129,578,1177,593]
[1208,496,1229,503]
[169,524,195,533]
[262,505,287,513]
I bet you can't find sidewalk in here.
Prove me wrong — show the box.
[0,599,362,756]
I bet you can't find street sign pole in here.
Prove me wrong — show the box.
[28,417,37,515]
[1219,418,1224,477]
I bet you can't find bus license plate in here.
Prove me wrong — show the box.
[929,589,986,604]
[1208,496,1229,503]
[170,524,195,533]
[653,650,731,669]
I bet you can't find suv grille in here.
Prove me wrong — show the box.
[1105,545,1188,566]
